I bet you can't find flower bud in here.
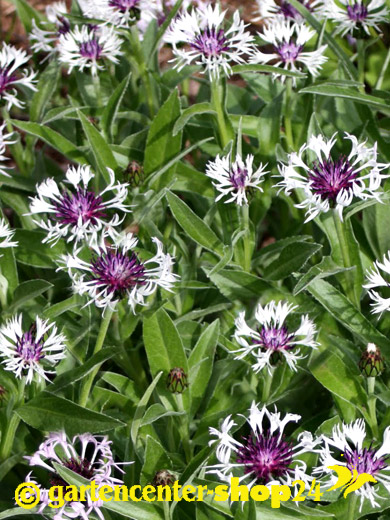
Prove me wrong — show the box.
[166,367,188,393]
[124,161,144,187]
[152,470,175,487]
[359,343,385,377]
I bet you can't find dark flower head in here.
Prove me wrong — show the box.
[359,343,385,377]
[167,367,188,393]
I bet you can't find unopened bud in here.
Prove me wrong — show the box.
[359,343,385,377]
[152,470,175,487]
[167,367,188,393]
[124,161,144,187]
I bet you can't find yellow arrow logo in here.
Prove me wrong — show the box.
[327,465,377,498]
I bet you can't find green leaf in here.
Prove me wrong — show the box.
[262,242,322,281]
[173,103,216,136]
[30,61,60,123]
[10,120,87,164]
[309,350,368,417]
[299,84,390,111]
[140,403,184,426]
[208,269,271,300]
[307,278,390,356]
[13,229,65,269]
[232,64,306,78]
[141,435,172,486]
[101,73,131,140]
[130,372,163,458]
[43,295,82,319]
[0,244,18,300]
[166,191,224,257]
[188,320,219,417]
[16,392,124,434]
[8,280,53,313]
[143,308,188,377]
[52,463,163,520]
[144,89,182,188]
[7,0,42,32]
[77,110,118,182]
[258,92,283,156]
[293,256,354,295]
[50,350,115,393]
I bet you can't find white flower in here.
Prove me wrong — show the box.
[234,301,318,374]
[29,164,130,248]
[254,0,323,23]
[25,431,131,520]
[314,419,390,511]
[250,19,327,84]
[0,43,37,109]
[205,153,268,206]
[58,25,123,75]
[208,402,319,491]
[0,218,18,250]
[0,315,66,384]
[364,251,390,314]
[320,0,389,36]
[30,2,71,56]
[276,132,390,222]
[0,123,16,177]
[79,0,155,30]
[58,231,179,312]
[165,5,255,78]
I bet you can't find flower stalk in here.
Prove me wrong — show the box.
[210,78,233,150]
[0,378,24,460]
[79,308,114,407]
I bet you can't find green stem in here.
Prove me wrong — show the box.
[332,210,359,308]
[175,393,192,463]
[284,79,294,151]
[163,500,171,520]
[261,370,273,404]
[376,46,390,90]
[0,379,24,460]
[347,490,358,520]
[130,27,156,118]
[2,108,27,176]
[92,73,102,107]
[356,39,365,92]
[367,376,379,439]
[210,78,233,150]
[241,204,251,272]
[79,308,114,408]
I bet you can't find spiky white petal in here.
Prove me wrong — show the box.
[0,44,37,109]
[58,25,123,75]
[234,301,318,374]
[205,153,268,205]
[250,19,327,85]
[276,132,390,222]
[165,5,255,78]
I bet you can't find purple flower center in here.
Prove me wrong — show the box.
[229,166,248,190]
[50,457,95,488]
[57,17,71,35]
[343,446,388,475]
[16,326,44,363]
[109,0,139,12]
[90,250,146,298]
[347,2,368,22]
[0,67,17,96]
[279,0,312,19]
[79,39,102,60]
[308,156,358,201]
[191,29,230,58]
[237,433,294,483]
[53,189,107,227]
[275,42,303,62]
[256,326,295,352]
